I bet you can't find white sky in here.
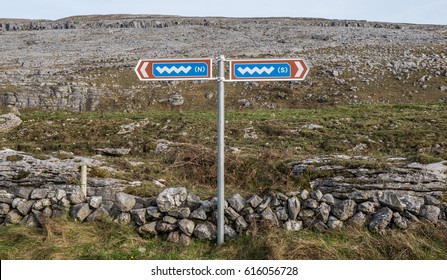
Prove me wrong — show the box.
[1,0,446,25]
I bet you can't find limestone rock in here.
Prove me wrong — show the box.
[89,196,102,209]
[5,209,23,224]
[14,187,34,200]
[321,193,335,205]
[379,192,404,212]
[346,211,367,227]
[167,231,181,243]
[193,222,216,241]
[392,212,408,229]
[235,216,248,232]
[33,199,51,211]
[303,198,319,209]
[227,193,245,212]
[287,196,301,220]
[156,187,187,212]
[224,206,240,221]
[138,222,158,235]
[167,207,191,219]
[0,203,11,215]
[30,188,49,200]
[331,199,356,221]
[400,196,424,215]
[283,220,303,231]
[300,189,310,200]
[246,194,263,208]
[130,208,147,225]
[68,187,86,204]
[421,205,440,223]
[178,218,195,236]
[190,206,207,220]
[369,207,393,232]
[316,202,331,223]
[162,215,178,224]
[261,207,279,226]
[94,148,130,157]
[146,206,162,220]
[16,200,34,215]
[0,113,22,133]
[256,196,271,213]
[86,207,110,222]
[115,192,135,212]
[71,203,92,222]
[310,190,324,201]
[327,216,343,229]
[186,193,201,210]
[0,191,15,204]
[117,212,132,224]
[275,207,289,221]
[358,201,379,214]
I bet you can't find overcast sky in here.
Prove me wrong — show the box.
[1,0,446,25]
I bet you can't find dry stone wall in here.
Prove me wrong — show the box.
[1,185,446,245]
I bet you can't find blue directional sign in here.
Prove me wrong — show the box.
[229,59,309,81]
[135,58,213,81]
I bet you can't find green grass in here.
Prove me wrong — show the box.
[2,103,447,198]
[0,218,446,260]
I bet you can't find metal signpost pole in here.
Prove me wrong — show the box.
[216,55,225,245]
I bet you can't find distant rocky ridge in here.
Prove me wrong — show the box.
[0,14,446,111]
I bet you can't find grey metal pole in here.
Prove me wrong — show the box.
[217,55,225,245]
[81,165,87,197]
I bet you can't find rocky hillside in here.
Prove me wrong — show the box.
[0,15,446,111]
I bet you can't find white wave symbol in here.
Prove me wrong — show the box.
[156,66,192,74]
[237,66,275,75]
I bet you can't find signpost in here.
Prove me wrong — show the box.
[135,56,309,245]
[135,58,213,81]
[229,58,309,81]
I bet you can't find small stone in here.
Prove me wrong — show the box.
[246,194,263,208]
[256,196,271,213]
[5,209,23,224]
[0,203,12,215]
[167,231,181,243]
[20,214,38,227]
[115,192,136,212]
[86,207,110,222]
[32,209,51,225]
[224,225,238,239]
[156,187,187,212]
[421,205,441,223]
[276,192,289,201]
[424,195,441,206]
[244,213,262,224]
[379,192,404,212]
[71,203,92,222]
[287,196,301,220]
[33,199,51,211]
[224,207,240,221]
[392,212,408,230]
[321,193,335,205]
[316,202,331,223]
[55,189,66,201]
[261,207,279,226]
[179,234,192,246]
[193,222,216,240]
[137,222,158,235]
[327,216,343,229]
[239,206,254,216]
[303,198,319,209]
[283,220,303,231]
[117,212,131,224]
[163,215,178,224]
[369,207,393,233]
[190,206,207,220]
[300,189,310,200]
[201,200,212,212]
[310,190,323,201]
[227,193,245,212]
[0,191,15,204]
[299,209,315,220]
[275,207,289,221]
[14,187,34,200]
[358,201,378,214]
[30,188,49,200]
[346,211,367,227]
[331,199,356,221]
[400,196,423,215]
[178,219,195,236]
[235,216,248,232]
[167,207,191,219]
[68,187,86,204]
[130,208,147,225]
[59,197,71,208]
[186,193,201,210]
[271,197,281,207]
[89,196,102,209]
[146,206,162,220]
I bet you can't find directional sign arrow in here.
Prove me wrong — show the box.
[135,58,213,81]
[229,58,309,81]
